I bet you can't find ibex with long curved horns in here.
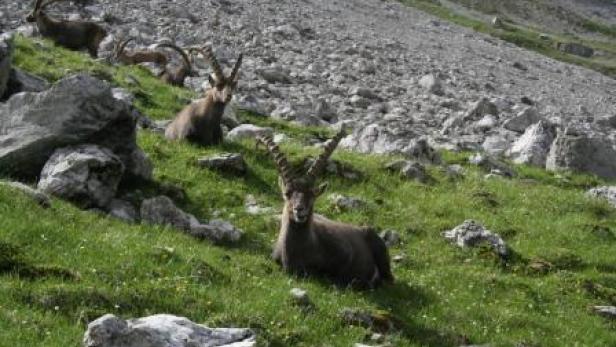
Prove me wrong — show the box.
[156,43,193,87]
[113,38,168,66]
[258,132,394,289]
[165,46,243,145]
[26,0,107,57]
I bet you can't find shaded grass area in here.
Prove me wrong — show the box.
[400,0,616,78]
[2,37,616,346]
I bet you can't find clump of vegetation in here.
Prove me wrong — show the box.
[2,36,616,346]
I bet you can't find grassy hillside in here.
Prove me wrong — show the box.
[400,0,616,78]
[2,37,616,346]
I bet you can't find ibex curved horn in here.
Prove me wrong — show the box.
[156,43,192,73]
[258,135,294,186]
[115,37,134,59]
[229,53,243,81]
[201,45,225,81]
[306,130,346,181]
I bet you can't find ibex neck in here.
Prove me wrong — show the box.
[204,92,227,118]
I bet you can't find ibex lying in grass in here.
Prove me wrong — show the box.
[156,43,193,87]
[165,46,242,146]
[259,132,394,289]
[113,38,168,66]
[26,0,107,57]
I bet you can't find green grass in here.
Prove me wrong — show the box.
[2,36,616,346]
[399,0,616,78]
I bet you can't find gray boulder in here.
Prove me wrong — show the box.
[0,74,151,180]
[0,33,12,98]
[506,121,556,166]
[442,220,508,258]
[190,220,244,243]
[502,107,541,133]
[83,314,256,347]
[329,194,367,211]
[464,97,498,120]
[404,137,441,164]
[340,124,411,155]
[226,124,273,142]
[546,128,616,179]
[469,153,515,177]
[4,68,50,96]
[586,186,616,208]
[593,306,616,320]
[37,145,124,209]
[418,74,443,95]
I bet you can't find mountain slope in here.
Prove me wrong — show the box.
[1,36,616,347]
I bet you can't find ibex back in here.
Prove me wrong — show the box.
[26,0,107,57]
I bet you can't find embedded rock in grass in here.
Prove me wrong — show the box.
[379,230,401,248]
[469,153,515,177]
[226,124,274,142]
[546,128,616,179]
[198,153,246,174]
[190,220,244,243]
[107,199,138,223]
[83,314,256,347]
[38,145,124,209]
[340,308,399,333]
[442,220,509,258]
[289,288,312,308]
[593,306,616,319]
[0,180,51,207]
[506,121,556,167]
[0,33,12,99]
[0,74,151,180]
[385,159,428,182]
[141,196,243,243]
[403,137,441,164]
[557,42,594,58]
[329,194,367,211]
[140,196,198,232]
[244,195,273,215]
[586,186,616,208]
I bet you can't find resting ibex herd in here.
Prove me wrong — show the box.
[259,132,395,289]
[26,0,107,57]
[23,0,394,289]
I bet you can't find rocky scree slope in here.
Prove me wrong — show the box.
[2,0,616,165]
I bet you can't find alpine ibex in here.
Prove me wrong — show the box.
[26,0,107,57]
[165,46,243,146]
[113,38,168,66]
[259,132,394,289]
[156,43,193,87]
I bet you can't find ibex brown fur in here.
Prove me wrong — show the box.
[26,0,107,57]
[156,43,193,87]
[259,132,394,289]
[165,46,242,146]
[114,38,168,66]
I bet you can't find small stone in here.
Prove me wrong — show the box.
[442,220,509,258]
[586,186,616,208]
[108,199,138,222]
[593,306,616,319]
[226,124,273,142]
[469,153,515,177]
[379,230,401,247]
[244,195,273,215]
[329,194,367,211]
[289,288,312,307]
[418,74,443,95]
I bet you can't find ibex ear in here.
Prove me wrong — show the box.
[315,182,328,196]
[208,74,216,86]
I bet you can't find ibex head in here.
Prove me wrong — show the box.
[27,0,59,22]
[194,46,243,103]
[259,131,346,224]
